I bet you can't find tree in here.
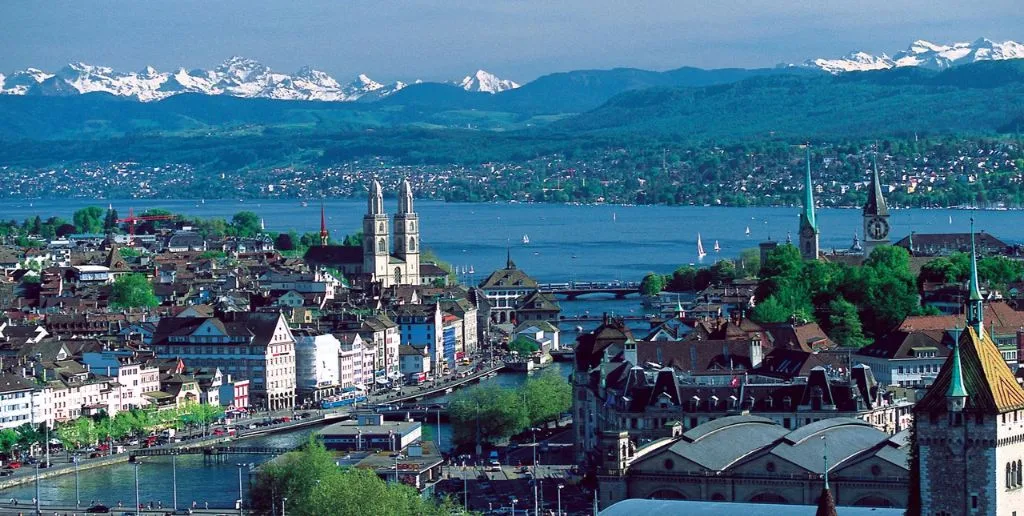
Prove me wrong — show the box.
[449,384,529,450]
[55,223,78,238]
[182,402,224,436]
[109,273,159,309]
[751,296,791,323]
[827,297,868,347]
[639,272,665,296]
[736,248,761,278]
[666,266,697,291]
[72,206,105,234]
[103,208,119,233]
[275,232,296,251]
[521,371,572,427]
[0,429,19,454]
[250,438,461,516]
[232,211,262,237]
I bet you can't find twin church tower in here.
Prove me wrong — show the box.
[798,145,890,260]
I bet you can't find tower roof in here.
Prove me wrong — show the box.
[915,327,1024,415]
[367,179,384,215]
[398,178,415,214]
[814,487,838,516]
[968,220,983,303]
[800,146,816,231]
[945,341,968,399]
[863,152,889,216]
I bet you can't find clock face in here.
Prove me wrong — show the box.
[867,217,889,240]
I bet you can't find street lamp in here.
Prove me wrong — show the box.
[74,454,80,508]
[281,496,287,516]
[133,461,142,516]
[237,462,246,516]
[172,453,178,512]
[557,483,564,516]
[34,463,40,516]
[511,497,518,516]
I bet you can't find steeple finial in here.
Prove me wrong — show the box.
[967,217,984,336]
[319,201,329,246]
[506,246,515,269]
[815,435,837,516]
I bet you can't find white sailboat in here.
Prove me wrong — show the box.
[697,233,707,259]
[949,215,953,225]
[713,240,721,252]
[522,234,530,245]
[745,226,751,236]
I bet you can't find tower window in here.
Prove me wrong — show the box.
[409,237,416,252]
[378,238,386,253]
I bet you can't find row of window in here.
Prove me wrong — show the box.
[1008,460,1023,489]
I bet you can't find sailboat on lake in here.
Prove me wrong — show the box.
[745,226,751,236]
[697,233,707,259]
[713,240,721,252]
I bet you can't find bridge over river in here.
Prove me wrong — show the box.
[538,280,641,300]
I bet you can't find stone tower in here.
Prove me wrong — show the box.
[913,220,1024,515]
[363,179,391,287]
[798,145,819,260]
[393,179,420,286]
[863,152,890,257]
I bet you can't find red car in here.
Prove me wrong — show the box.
[6,461,21,469]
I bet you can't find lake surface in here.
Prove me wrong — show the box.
[0,199,1013,282]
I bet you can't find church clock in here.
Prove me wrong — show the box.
[867,216,889,240]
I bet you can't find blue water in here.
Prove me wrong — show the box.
[0,200,1010,282]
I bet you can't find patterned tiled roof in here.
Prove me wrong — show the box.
[916,326,1024,415]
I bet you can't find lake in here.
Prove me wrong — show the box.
[0,200,1011,283]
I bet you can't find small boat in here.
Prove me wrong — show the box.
[745,226,751,236]
[697,233,707,259]
[713,240,721,252]
[301,201,309,208]
[612,212,617,222]
[444,388,454,394]
[522,234,530,245]
[468,265,475,274]
[949,215,953,224]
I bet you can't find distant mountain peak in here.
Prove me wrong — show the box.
[798,37,1024,74]
[0,58,506,102]
[457,69,520,93]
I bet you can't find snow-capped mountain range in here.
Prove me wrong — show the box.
[0,56,520,102]
[800,38,1024,74]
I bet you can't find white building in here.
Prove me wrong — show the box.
[338,333,373,391]
[398,345,431,384]
[514,321,561,351]
[81,351,161,410]
[294,331,342,403]
[0,374,38,430]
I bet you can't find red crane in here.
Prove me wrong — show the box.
[116,207,175,246]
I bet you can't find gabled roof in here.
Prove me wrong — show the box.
[478,265,538,289]
[916,326,1024,415]
[856,330,946,360]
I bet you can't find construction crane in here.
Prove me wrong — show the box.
[116,207,175,246]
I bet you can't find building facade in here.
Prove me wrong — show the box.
[294,331,341,403]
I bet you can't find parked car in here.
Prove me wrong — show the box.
[86,504,110,513]
[5,461,21,469]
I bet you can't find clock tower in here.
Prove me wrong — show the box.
[798,145,819,261]
[863,152,890,257]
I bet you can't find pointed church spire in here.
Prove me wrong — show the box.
[319,201,329,246]
[506,247,516,269]
[967,217,984,336]
[367,179,384,215]
[864,150,889,216]
[801,145,816,231]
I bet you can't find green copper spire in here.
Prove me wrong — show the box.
[801,145,816,231]
[967,217,984,336]
[821,436,830,490]
[946,340,969,401]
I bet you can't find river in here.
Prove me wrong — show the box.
[0,200,1016,282]
[0,364,573,508]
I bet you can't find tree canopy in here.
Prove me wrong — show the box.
[250,438,461,516]
[109,273,159,309]
[448,371,570,450]
[753,244,926,343]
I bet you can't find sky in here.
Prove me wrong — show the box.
[1,1,1022,83]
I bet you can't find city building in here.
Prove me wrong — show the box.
[913,223,1024,514]
[151,311,296,410]
[0,373,40,430]
[478,254,560,324]
[337,332,373,391]
[394,303,445,375]
[596,416,909,509]
[854,330,949,387]
[80,351,161,411]
[293,330,341,403]
[398,345,431,384]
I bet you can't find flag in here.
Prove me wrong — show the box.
[730,376,740,388]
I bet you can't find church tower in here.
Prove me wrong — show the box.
[363,179,391,287]
[798,145,819,260]
[913,219,1024,515]
[393,179,420,286]
[319,202,329,246]
[863,151,890,257]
